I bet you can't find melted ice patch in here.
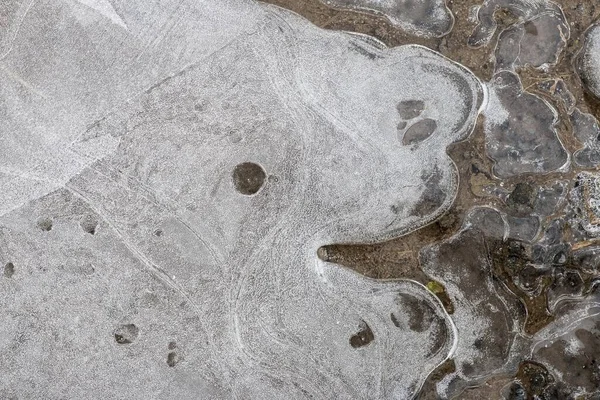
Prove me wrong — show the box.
[532,306,600,396]
[483,71,568,178]
[571,109,600,168]
[0,0,483,398]
[470,0,569,71]
[420,207,519,396]
[319,0,453,38]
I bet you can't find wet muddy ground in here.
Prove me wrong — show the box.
[262,0,600,398]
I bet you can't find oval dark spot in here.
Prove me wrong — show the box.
[396,100,425,120]
[37,217,53,232]
[524,20,538,36]
[397,121,407,130]
[153,229,164,237]
[114,324,139,344]
[232,162,266,195]
[349,320,375,348]
[4,262,15,278]
[402,119,437,145]
[167,351,180,367]
[80,215,98,235]
[168,341,177,350]
[390,313,401,328]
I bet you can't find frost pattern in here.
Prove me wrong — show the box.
[0,0,484,398]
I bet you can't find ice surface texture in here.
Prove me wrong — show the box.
[470,0,569,71]
[319,0,453,37]
[483,71,568,178]
[579,22,600,99]
[0,0,483,398]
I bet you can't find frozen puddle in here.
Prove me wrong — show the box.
[318,0,453,37]
[470,0,569,71]
[0,0,483,398]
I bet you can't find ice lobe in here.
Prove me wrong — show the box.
[470,0,569,70]
[319,0,453,38]
[483,71,568,178]
[532,306,600,397]
[578,23,600,99]
[0,0,484,398]
[420,207,521,397]
[571,109,600,168]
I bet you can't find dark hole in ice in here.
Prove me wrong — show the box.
[80,215,98,235]
[37,217,53,231]
[349,320,374,348]
[390,313,401,328]
[396,100,425,120]
[523,20,538,36]
[153,229,164,237]
[403,119,437,146]
[114,324,139,344]
[4,262,15,278]
[232,162,266,195]
[167,351,180,367]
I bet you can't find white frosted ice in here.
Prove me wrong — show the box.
[0,0,484,398]
[579,23,600,99]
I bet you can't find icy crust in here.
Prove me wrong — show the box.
[420,207,529,397]
[579,23,600,99]
[482,71,568,178]
[532,304,600,397]
[470,0,569,71]
[0,0,484,399]
[534,78,600,168]
[319,0,453,38]
[571,109,600,167]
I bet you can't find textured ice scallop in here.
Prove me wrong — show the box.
[579,23,600,100]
